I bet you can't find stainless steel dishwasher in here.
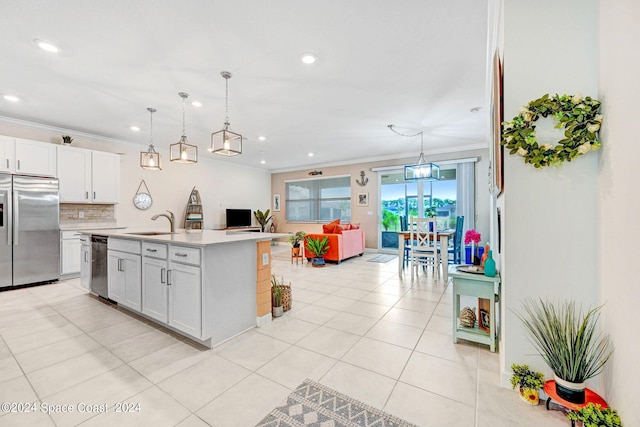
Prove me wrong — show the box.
[90,235,108,298]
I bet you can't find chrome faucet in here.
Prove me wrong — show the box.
[151,210,175,233]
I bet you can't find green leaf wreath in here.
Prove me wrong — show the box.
[501,94,603,168]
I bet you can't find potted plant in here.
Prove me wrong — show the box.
[253,209,272,232]
[271,275,284,317]
[464,229,482,265]
[288,231,306,256]
[306,236,329,267]
[509,363,545,405]
[516,299,613,404]
[566,403,622,427]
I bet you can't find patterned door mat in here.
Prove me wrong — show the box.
[367,254,398,263]
[256,379,417,427]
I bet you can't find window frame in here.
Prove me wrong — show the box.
[284,174,352,223]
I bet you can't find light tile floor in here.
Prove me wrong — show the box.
[0,245,569,427]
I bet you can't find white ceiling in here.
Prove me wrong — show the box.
[0,0,490,172]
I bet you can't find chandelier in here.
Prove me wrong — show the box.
[388,124,440,181]
[210,71,242,156]
[140,107,161,170]
[170,92,198,164]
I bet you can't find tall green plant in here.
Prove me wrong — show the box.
[305,236,329,258]
[515,299,613,383]
[271,275,284,307]
[253,209,272,232]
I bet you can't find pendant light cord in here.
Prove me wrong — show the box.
[388,124,424,153]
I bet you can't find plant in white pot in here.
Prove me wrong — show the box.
[271,275,284,317]
[516,299,613,404]
[509,363,546,405]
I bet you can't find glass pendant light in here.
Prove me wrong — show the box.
[210,71,242,156]
[140,107,161,170]
[170,92,198,163]
[388,125,440,181]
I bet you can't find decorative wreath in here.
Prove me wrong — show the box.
[501,94,603,168]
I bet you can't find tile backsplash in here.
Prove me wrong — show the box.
[60,204,115,222]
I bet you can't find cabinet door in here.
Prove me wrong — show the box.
[80,244,91,290]
[142,257,168,323]
[15,139,56,177]
[61,236,82,275]
[122,253,142,311]
[92,151,120,203]
[168,262,201,338]
[108,251,126,303]
[58,146,91,202]
[0,136,14,172]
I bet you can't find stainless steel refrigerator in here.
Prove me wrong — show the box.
[0,174,60,288]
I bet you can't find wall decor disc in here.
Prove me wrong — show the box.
[133,179,153,210]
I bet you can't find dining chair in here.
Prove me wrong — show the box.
[399,216,411,267]
[409,216,441,280]
[448,216,464,264]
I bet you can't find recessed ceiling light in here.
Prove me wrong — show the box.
[34,39,60,53]
[308,152,314,157]
[258,136,266,141]
[3,95,20,102]
[130,126,140,132]
[260,160,266,164]
[300,53,317,64]
[191,101,202,107]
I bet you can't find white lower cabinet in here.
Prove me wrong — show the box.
[141,243,202,339]
[108,243,142,311]
[142,256,168,323]
[168,261,202,338]
[80,236,91,290]
[60,231,82,275]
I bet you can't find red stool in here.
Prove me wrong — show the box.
[543,380,608,426]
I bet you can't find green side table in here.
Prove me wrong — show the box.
[449,265,501,352]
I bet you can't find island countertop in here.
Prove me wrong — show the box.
[79,228,289,246]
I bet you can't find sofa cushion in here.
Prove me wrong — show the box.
[322,219,341,233]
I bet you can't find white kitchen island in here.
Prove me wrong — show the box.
[80,229,286,348]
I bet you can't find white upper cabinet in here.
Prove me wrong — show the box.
[91,150,120,203]
[0,136,56,176]
[57,145,120,204]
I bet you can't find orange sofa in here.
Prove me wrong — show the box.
[304,225,365,264]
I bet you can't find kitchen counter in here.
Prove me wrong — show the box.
[60,221,123,230]
[80,228,285,348]
[78,228,287,246]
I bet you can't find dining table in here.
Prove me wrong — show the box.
[397,230,455,282]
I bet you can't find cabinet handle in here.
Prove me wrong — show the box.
[161,268,166,284]
[5,159,8,169]
[17,160,20,170]
[84,252,88,262]
[167,270,172,285]
[117,258,123,271]
[93,191,96,199]
[175,253,188,257]
[146,248,157,253]
[85,191,89,200]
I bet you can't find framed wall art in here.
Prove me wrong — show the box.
[357,192,368,207]
[273,194,281,212]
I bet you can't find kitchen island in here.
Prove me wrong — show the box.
[80,229,287,348]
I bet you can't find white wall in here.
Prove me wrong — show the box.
[0,121,271,228]
[598,1,640,425]
[501,0,599,386]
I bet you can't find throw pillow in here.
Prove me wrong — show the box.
[351,223,360,229]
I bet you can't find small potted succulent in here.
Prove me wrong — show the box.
[306,236,329,267]
[566,403,622,427]
[509,363,545,405]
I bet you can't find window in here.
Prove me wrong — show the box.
[286,176,351,222]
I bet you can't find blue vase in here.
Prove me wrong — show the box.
[484,250,496,277]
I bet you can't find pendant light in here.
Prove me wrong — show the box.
[170,92,198,164]
[140,107,161,170]
[388,124,440,181]
[210,71,242,156]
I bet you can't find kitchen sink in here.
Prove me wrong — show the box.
[125,231,175,236]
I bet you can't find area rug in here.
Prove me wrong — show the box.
[367,254,397,263]
[255,379,417,427]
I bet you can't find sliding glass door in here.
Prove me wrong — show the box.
[379,168,457,251]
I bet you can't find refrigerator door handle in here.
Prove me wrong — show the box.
[12,190,18,246]
[3,189,10,246]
